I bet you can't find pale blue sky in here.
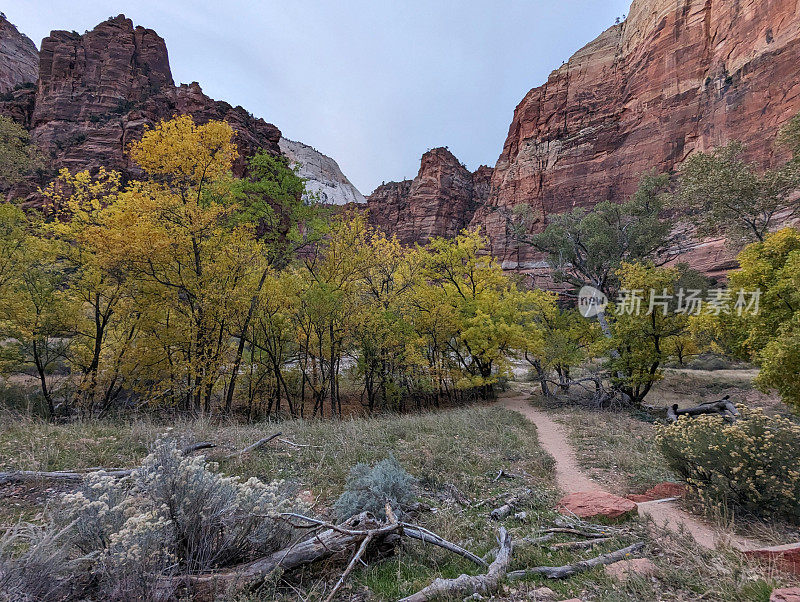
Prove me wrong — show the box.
[8,1,631,194]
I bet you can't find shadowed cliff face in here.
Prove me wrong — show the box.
[367,147,492,245]
[0,14,38,94]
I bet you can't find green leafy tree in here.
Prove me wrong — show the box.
[0,116,42,192]
[676,141,796,244]
[525,172,677,299]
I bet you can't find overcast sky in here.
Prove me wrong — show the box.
[8,1,631,194]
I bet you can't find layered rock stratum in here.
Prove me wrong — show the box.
[279,137,365,205]
[367,147,492,245]
[0,14,38,94]
[368,0,800,276]
[0,14,361,207]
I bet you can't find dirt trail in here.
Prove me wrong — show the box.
[499,389,764,552]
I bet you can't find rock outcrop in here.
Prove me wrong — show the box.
[0,15,282,193]
[27,15,281,179]
[476,0,800,267]
[771,588,800,602]
[367,147,492,244]
[279,137,366,206]
[0,14,38,94]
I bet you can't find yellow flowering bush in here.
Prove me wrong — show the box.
[656,407,800,521]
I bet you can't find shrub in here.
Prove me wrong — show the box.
[0,523,74,602]
[657,407,800,522]
[50,439,307,600]
[334,456,416,521]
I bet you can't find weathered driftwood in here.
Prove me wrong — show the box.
[507,542,645,580]
[398,528,512,602]
[170,511,486,601]
[172,513,395,601]
[667,396,740,423]
[401,523,487,568]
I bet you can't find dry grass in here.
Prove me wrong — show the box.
[1,384,798,600]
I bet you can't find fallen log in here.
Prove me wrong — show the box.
[507,542,645,580]
[0,468,133,485]
[170,511,486,601]
[398,528,512,602]
[173,512,395,601]
[221,432,282,459]
[667,396,740,423]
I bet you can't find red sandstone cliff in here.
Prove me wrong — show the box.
[0,14,38,95]
[29,16,281,179]
[475,0,800,268]
[0,15,281,194]
[370,0,800,276]
[367,147,491,244]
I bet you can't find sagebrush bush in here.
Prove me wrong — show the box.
[0,522,74,602]
[334,456,416,521]
[14,438,310,601]
[657,407,800,522]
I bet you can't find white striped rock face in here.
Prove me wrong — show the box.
[279,137,366,206]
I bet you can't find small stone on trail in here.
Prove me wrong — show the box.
[527,586,556,600]
[626,482,687,503]
[558,491,638,520]
[514,511,528,521]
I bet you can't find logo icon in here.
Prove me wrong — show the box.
[578,286,609,318]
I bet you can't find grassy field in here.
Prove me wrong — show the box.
[1,389,798,600]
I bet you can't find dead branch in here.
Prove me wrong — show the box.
[401,523,487,568]
[543,527,615,539]
[507,542,645,580]
[398,528,512,602]
[0,439,226,485]
[181,442,217,455]
[222,432,282,459]
[490,489,531,520]
[277,437,321,449]
[173,512,397,601]
[0,468,133,485]
[667,396,740,423]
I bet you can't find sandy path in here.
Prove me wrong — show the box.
[499,388,763,552]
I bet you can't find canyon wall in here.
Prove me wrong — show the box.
[0,14,361,206]
[476,0,800,268]
[0,14,37,94]
[367,147,492,245]
[368,0,800,275]
[279,137,366,205]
